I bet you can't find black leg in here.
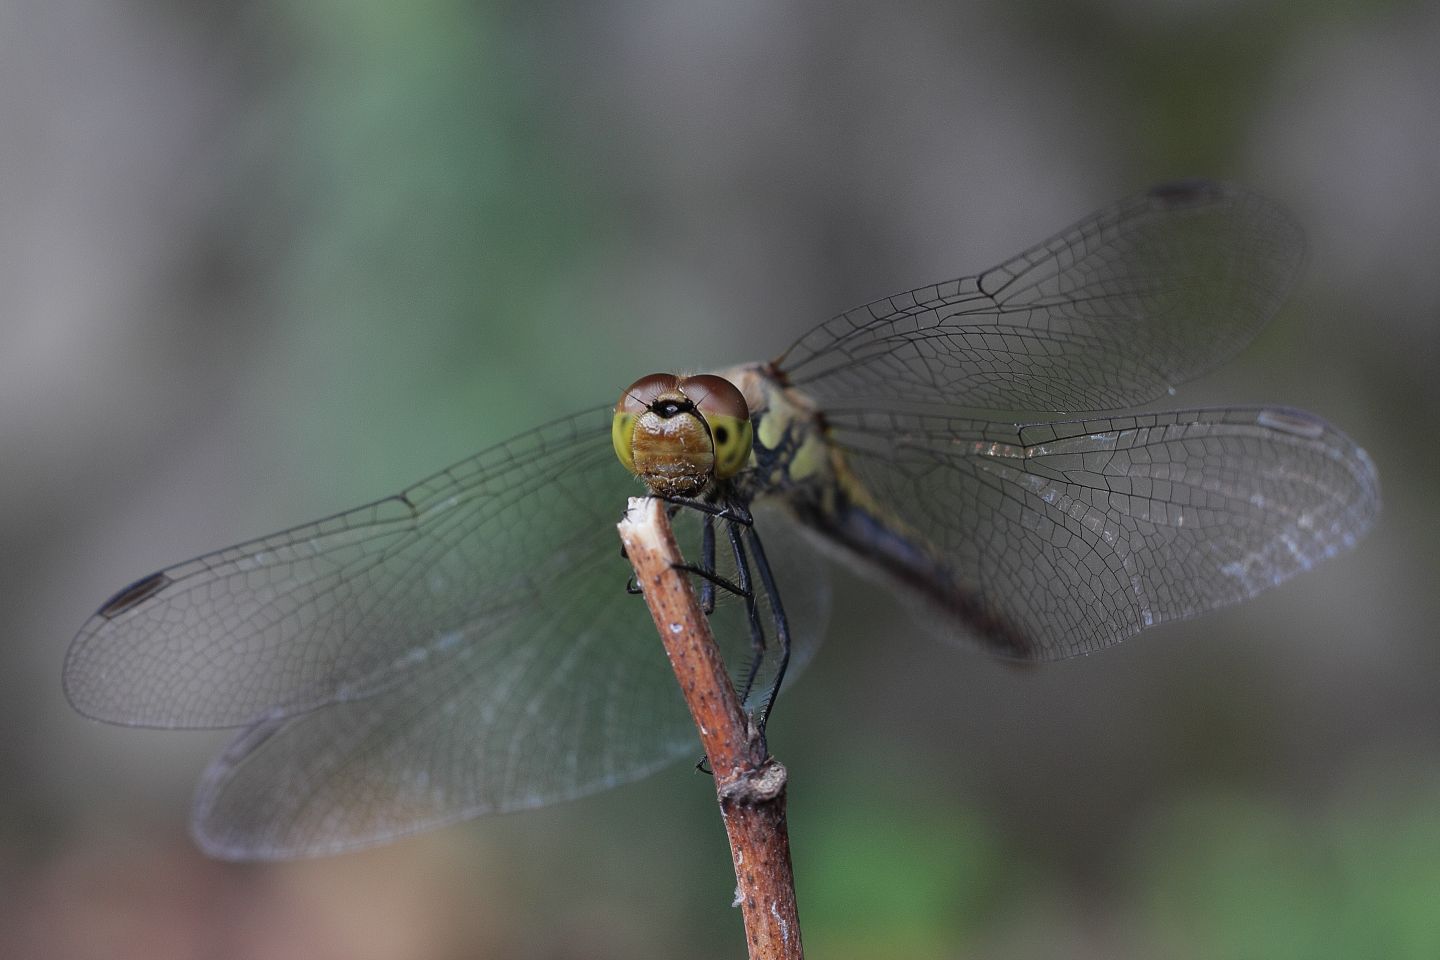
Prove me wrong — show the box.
[666,493,752,608]
[656,494,753,526]
[724,519,769,710]
[671,562,750,600]
[630,491,788,751]
[745,524,791,733]
[698,510,717,615]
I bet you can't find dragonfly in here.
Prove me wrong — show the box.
[64,180,1380,860]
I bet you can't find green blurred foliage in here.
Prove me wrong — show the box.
[1135,775,1440,960]
[787,770,1440,959]
[796,798,1007,956]
[244,0,615,495]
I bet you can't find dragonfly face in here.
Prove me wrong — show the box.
[65,180,1381,859]
[612,373,754,497]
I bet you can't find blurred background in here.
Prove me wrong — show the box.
[2,0,1436,957]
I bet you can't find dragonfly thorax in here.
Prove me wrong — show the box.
[612,373,754,498]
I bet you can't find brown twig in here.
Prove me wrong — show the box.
[617,496,803,960]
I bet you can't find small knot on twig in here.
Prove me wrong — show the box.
[717,759,788,805]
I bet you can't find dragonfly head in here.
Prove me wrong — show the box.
[613,373,753,497]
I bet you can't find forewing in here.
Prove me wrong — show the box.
[825,407,1379,659]
[65,408,637,728]
[776,181,1304,414]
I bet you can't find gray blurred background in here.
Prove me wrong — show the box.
[2,1,1436,957]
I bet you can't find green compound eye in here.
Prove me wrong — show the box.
[611,410,638,474]
[703,413,753,479]
[677,374,752,480]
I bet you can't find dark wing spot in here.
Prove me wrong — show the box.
[97,570,172,619]
[1147,178,1222,208]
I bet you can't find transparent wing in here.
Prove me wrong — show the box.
[775,181,1304,414]
[65,409,629,728]
[65,409,826,857]
[820,406,1379,659]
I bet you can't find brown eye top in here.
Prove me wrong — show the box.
[616,373,680,414]
[678,374,749,421]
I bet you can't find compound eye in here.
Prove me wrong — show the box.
[678,374,749,421]
[616,373,680,414]
[679,374,753,480]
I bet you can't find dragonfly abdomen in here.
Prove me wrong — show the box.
[785,476,1035,659]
